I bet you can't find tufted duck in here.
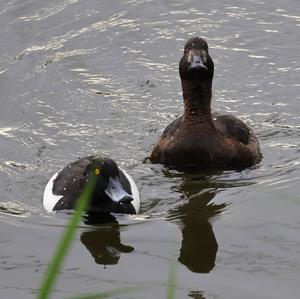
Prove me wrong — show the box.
[43,156,140,214]
[150,37,262,170]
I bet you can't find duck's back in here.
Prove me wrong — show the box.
[150,115,261,169]
[160,114,251,144]
[213,114,251,145]
[53,156,91,197]
[161,116,182,139]
[43,157,92,211]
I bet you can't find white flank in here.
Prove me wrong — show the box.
[43,172,63,212]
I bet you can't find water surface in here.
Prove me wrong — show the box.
[0,0,300,298]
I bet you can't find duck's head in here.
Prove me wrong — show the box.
[179,37,214,81]
[85,157,139,214]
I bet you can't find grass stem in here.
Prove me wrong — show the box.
[37,176,96,299]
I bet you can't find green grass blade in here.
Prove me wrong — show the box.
[37,176,97,299]
[166,262,177,299]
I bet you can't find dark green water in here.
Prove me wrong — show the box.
[0,0,300,298]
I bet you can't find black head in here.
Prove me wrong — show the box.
[179,37,214,81]
[84,156,135,214]
[84,157,119,189]
[91,157,119,177]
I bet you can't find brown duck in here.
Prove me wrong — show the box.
[150,37,262,170]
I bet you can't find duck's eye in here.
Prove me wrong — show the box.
[94,168,100,176]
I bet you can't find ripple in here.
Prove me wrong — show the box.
[20,12,135,54]
[0,202,37,217]
[0,127,16,138]
[18,0,80,22]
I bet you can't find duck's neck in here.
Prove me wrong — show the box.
[182,79,213,123]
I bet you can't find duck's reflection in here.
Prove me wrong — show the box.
[188,290,206,299]
[80,213,134,265]
[168,174,227,273]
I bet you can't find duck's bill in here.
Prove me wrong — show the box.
[188,50,208,71]
[105,176,133,204]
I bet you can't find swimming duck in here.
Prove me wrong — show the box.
[43,156,140,214]
[150,37,261,170]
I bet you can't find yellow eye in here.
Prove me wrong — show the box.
[94,168,100,176]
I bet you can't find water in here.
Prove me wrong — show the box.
[0,0,300,298]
